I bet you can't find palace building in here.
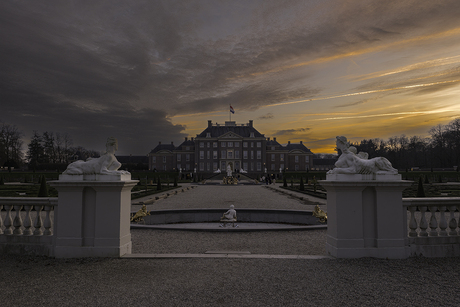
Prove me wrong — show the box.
[148,120,314,174]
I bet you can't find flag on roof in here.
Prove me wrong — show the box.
[230,105,235,114]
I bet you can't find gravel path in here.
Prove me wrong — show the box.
[2,254,460,306]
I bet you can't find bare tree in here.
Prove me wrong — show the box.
[0,123,24,171]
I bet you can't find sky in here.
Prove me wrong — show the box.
[2,0,460,155]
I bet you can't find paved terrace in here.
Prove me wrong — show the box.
[2,183,460,306]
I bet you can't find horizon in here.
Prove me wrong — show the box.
[2,1,460,155]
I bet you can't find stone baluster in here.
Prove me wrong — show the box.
[4,205,13,235]
[33,205,43,236]
[13,205,23,235]
[448,206,458,236]
[428,206,438,237]
[43,205,53,235]
[408,206,418,237]
[0,204,3,234]
[23,205,33,235]
[419,206,428,237]
[438,206,448,237]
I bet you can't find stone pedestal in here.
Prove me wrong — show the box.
[320,174,412,259]
[50,175,138,258]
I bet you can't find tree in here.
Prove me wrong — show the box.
[299,177,304,191]
[0,123,24,171]
[27,131,44,171]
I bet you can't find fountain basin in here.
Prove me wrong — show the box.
[130,208,327,231]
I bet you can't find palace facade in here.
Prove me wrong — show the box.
[148,120,314,174]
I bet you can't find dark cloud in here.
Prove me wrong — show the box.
[2,0,460,153]
[258,113,274,120]
[273,128,311,136]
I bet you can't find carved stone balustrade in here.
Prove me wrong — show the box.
[0,197,57,256]
[403,197,460,257]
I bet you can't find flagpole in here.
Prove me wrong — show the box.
[229,104,231,121]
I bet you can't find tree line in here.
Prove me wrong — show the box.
[351,118,460,170]
[0,122,99,171]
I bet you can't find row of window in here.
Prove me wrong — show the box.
[154,154,310,163]
[199,141,263,148]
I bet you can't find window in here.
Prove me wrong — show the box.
[305,156,310,163]
[280,154,284,162]
[251,151,254,159]
[207,142,210,148]
[213,142,218,148]
[206,132,211,138]
[177,154,181,162]
[177,164,181,170]
[271,164,275,171]
[250,162,254,171]
[228,142,233,147]
[221,150,226,159]
[200,151,204,159]
[250,132,254,138]
[213,162,218,171]
[200,162,204,171]
[235,150,240,159]
[243,162,248,171]
[186,154,190,161]
[234,142,240,147]
[295,164,299,171]
[243,151,248,159]
[221,161,226,170]
[243,142,248,148]
[271,154,275,161]
[152,156,156,163]
[207,162,210,171]
[295,156,299,163]
[164,165,167,171]
[257,142,261,147]
[186,164,190,171]
[185,146,190,151]
[251,142,254,147]
[227,150,233,159]
[221,142,226,147]
[163,156,166,163]
[271,146,275,151]
[257,162,261,171]
[280,164,284,170]
[213,151,218,159]
[207,151,210,159]
[257,151,261,159]
[200,142,204,148]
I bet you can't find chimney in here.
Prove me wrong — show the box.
[300,141,303,144]
[248,120,253,127]
[208,120,212,128]
[288,141,290,145]
[267,137,270,141]
[274,137,277,142]
[171,141,174,145]
[185,137,188,141]
[191,137,194,141]
[159,141,161,145]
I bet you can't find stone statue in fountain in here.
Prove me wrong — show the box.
[220,204,238,228]
[327,136,398,175]
[63,137,130,176]
[226,164,233,177]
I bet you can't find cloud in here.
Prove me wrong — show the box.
[273,127,311,136]
[258,113,274,120]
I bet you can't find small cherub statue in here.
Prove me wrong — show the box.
[312,205,327,223]
[130,204,150,223]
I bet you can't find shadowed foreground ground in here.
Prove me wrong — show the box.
[1,254,460,306]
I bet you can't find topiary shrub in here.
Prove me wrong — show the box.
[283,176,287,187]
[416,176,425,197]
[38,175,49,197]
[157,177,162,190]
[299,177,304,191]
